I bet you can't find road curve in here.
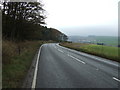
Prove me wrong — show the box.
[36,43,120,88]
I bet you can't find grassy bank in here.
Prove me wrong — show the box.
[60,42,119,62]
[2,40,53,88]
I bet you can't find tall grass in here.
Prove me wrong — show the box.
[2,40,53,88]
[60,43,119,62]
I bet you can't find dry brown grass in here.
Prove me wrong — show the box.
[61,42,89,48]
[2,40,18,64]
[2,40,54,88]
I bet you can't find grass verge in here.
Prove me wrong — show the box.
[2,40,53,88]
[60,42,120,62]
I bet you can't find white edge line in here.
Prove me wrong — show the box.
[113,77,120,82]
[31,45,43,89]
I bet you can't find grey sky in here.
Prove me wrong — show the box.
[42,0,119,36]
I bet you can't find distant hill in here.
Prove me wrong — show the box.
[68,36,118,46]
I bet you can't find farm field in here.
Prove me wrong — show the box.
[60,42,119,62]
[91,36,118,46]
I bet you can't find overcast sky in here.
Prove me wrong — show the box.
[41,0,119,36]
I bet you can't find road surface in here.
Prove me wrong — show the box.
[35,43,120,88]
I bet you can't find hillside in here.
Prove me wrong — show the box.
[68,36,118,46]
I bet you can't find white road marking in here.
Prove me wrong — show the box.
[56,43,59,46]
[67,54,70,57]
[58,49,64,53]
[54,46,57,49]
[68,54,86,64]
[96,68,99,70]
[58,44,119,67]
[113,77,120,82]
[32,45,43,89]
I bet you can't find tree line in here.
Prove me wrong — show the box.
[2,2,68,42]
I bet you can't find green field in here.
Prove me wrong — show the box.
[60,42,119,62]
[80,44,119,61]
[90,36,118,46]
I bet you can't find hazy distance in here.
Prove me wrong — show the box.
[42,0,119,36]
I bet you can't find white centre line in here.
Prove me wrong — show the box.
[113,77,120,82]
[58,49,64,53]
[96,68,99,70]
[68,54,86,64]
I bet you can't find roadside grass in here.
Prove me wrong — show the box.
[60,42,119,62]
[2,40,53,88]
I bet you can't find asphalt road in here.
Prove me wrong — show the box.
[36,43,120,88]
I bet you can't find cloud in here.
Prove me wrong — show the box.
[42,0,119,36]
